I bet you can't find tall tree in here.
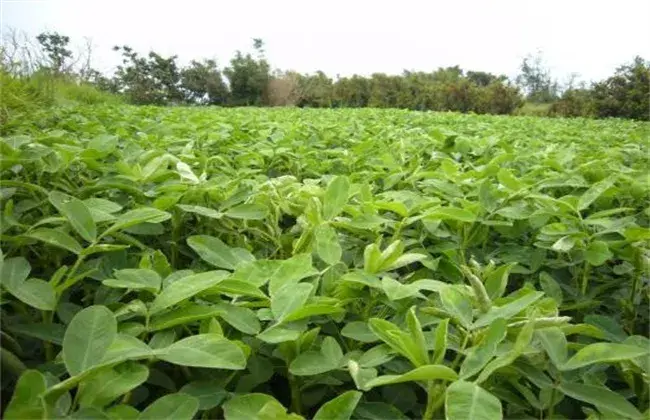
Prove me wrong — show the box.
[224,39,270,106]
[516,50,558,103]
[36,32,72,73]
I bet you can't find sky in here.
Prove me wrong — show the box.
[2,0,649,84]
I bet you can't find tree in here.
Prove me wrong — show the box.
[112,46,183,105]
[516,50,558,103]
[591,56,649,120]
[36,32,73,73]
[180,59,229,105]
[224,39,271,106]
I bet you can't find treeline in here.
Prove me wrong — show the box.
[2,30,649,120]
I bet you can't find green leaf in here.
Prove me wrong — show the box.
[557,382,642,419]
[187,235,250,270]
[460,318,507,379]
[363,365,457,390]
[49,191,97,242]
[353,402,409,420]
[225,203,268,220]
[432,318,449,364]
[584,241,613,266]
[560,343,649,371]
[313,391,362,420]
[271,283,313,322]
[472,291,544,329]
[3,370,47,420]
[149,271,229,315]
[103,268,161,292]
[290,336,343,376]
[539,272,563,306]
[223,393,296,420]
[445,380,502,420]
[484,263,515,300]
[256,323,304,344]
[406,306,429,366]
[551,235,576,252]
[358,344,395,367]
[78,362,148,408]
[282,301,344,323]
[323,175,350,220]
[536,327,568,367]
[24,228,83,254]
[139,393,199,420]
[176,204,223,219]
[341,321,379,343]
[578,176,615,211]
[315,224,342,265]
[63,306,117,376]
[203,279,267,300]
[268,253,318,297]
[106,405,140,419]
[149,304,223,331]
[6,322,65,345]
[155,334,247,369]
[179,380,227,410]
[368,318,428,367]
[382,253,428,271]
[101,334,153,365]
[425,207,476,223]
[381,277,423,301]
[440,286,473,329]
[215,303,261,334]
[0,256,30,289]
[8,278,57,310]
[102,208,171,237]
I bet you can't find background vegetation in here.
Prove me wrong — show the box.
[1,29,648,127]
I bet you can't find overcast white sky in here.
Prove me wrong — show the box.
[2,0,649,83]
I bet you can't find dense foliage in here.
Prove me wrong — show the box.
[1,105,649,419]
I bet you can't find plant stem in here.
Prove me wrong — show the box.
[580,261,590,295]
[289,374,302,415]
[423,382,436,420]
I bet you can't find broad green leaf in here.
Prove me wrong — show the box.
[578,176,615,211]
[177,204,223,219]
[203,279,268,300]
[139,393,199,420]
[561,343,649,371]
[67,407,109,419]
[223,393,295,420]
[315,224,342,265]
[551,235,576,252]
[472,291,544,329]
[225,203,268,220]
[425,207,476,223]
[432,318,449,364]
[106,405,140,419]
[102,208,171,237]
[536,327,568,367]
[460,318,507,379]
[368,318,428,367]
[359,344,395,367]
[406,306,429,366]
[0,256,30,289]
[187,235,248,270]
[256,323,305,344]
[24,228,82,254]
[268,253,318,296]
[149,271,229,315]
[179,380,228,410]
[353,402,409,420]
[149,304,223,331]
[539,272,563,305]
[584,241,613,266]
[323,175,350,220]
[176,161,200,184]
[363,243,383,274]
[78,362,148,408]
[155,334,246,369]
[484,263,515,300]
[381,277,423,301]
[6,323,65,345]
[440,286,473,328]
[63,306,117,376]
[363,364,457,390]
[215,303,261,334]
[103,268,161,292]
[341,321,379,343]
[271,283,313,322]
[313,391,362,420]
[445,380,502,420]
[557,382,642,419]
[8,278,56,310]
[290,336,343,375]
[282,301,344,323]
[49,191,97,242]
[3,370,47,420]
[382,253,428,271]
[476,319,534,383]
